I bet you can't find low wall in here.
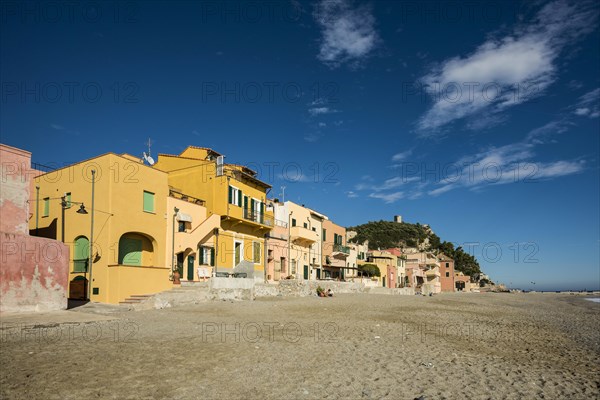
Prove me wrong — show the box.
[0,232,69,313]
[209,277,255,301]
[255,280,414,298]
[106,265,171,303]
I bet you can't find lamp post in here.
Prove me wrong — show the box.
[60,196,88,243]
[35,186,40,236]
[172,207,179,283]
[87,170,96,301]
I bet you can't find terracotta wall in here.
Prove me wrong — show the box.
[1,144,69,312]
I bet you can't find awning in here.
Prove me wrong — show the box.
[176,212,192,222]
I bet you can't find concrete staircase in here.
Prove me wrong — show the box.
[119,284,210,311]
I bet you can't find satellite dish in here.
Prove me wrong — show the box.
[143,152,155,166]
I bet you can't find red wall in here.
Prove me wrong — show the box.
[1,144,69,312]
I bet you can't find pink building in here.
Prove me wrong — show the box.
[0,144,69,312]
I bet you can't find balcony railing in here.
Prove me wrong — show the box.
[169,188,206,206]
[333,244,350,254]
[243,208,274,227]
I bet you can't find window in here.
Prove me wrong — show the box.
[43,197,50,217]
[253,242,261,263]
[445,272,450,278]
[178,221,186,232]
[65,192,72,208]
[228,186,242,206]
[73,236,89,272]
[143,191,155,213]
[322,229,326,241]
[312,227,316,232]
[291,218,296,227]
[446,262,450,268]
[199,246,215,266]
[303,222,308,229]
[290,259,297,275]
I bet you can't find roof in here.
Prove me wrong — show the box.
[179,145,222,157]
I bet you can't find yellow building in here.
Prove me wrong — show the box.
[30,153,173,304]
[153,146,273,279]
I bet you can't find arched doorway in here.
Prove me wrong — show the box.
[118,233,155,266]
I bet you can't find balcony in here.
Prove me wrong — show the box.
[242,208,274,227]
[425,268,440,278]
[290,226,318,246]
[332,244,350,258]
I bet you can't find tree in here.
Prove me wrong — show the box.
[358,263,380,277]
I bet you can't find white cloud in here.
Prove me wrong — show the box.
[346,191,358,198]
[417,0,598,132]
[50,124,64,130]
[369,191,404,203]
[314,0,380,68]
[358,121,586,201]
[572,88,600,118]
[318,122,327,127]
[391,149,412,162]
[308,107,337,116]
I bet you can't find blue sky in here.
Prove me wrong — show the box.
[1,0,599,291]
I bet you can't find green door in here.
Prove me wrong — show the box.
[303,265,309,280]
[187,255,195,281]
[119,237,142,266]
[316,269,321,280]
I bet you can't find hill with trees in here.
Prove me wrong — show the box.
[347,220,481,277]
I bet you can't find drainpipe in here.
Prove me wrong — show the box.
[35,186,39,236]
[264,232,268,283]
[87,170,95,301]
[287,209,293,278]
[213,227,219,277]
[172,207,179,278]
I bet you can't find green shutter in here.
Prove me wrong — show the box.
[253,242,260,263]
[250,198,255,214]
[199,247,204,265]
[210,248,215,266]
[43,198,49,217]
[238,190,242,206]
[143,191,154,213]
[322,229,326,241]
[65,193,72,208]
[73,236,89,272]
[244,196,248,210]
[228,186,233,204]
[292,218,296,227]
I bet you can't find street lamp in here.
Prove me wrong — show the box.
[60,196,88,243]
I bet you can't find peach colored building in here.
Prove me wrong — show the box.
[1,144,69,312]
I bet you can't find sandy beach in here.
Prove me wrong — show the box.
[1,293,599,399]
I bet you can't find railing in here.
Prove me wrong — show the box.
[169,188,205,206]
[243,208,274,227]
[333,244,350,254]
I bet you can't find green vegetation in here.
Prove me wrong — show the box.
[348,220,481,277]
[358,263,380,277]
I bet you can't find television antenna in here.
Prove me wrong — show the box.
[280,186,286,202]
[143,138,155,165]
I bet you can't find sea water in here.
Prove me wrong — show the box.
[584,298,600,303]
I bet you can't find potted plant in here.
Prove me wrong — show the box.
[173,269,181,284]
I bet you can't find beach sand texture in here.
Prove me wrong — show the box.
[1,293,598,399]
